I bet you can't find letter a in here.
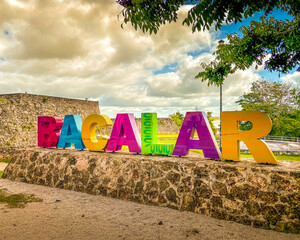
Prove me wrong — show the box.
[106,113,141,153]
[57,115,85,149]
[172,112,221,159]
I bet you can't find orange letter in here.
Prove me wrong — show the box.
[81,114,113,151]
[221,111,277,163]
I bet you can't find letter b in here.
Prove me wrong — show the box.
[38,116,63,148]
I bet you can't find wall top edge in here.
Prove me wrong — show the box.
[1,147,299,173]
[0,93,99,103]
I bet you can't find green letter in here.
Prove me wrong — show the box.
[141,113,174,155]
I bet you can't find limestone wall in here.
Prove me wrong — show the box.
[2,147,299,233]
[0,93,178,147]
[0,93,100,147]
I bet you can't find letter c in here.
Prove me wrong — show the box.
[81,114,113,151]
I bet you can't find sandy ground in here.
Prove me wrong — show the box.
[0,179,299,240]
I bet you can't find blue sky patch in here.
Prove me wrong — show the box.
[219,8,293,39]
[187,48,210,58]
[258,68,297,82]
[154,62,178,75]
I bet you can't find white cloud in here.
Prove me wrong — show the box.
[0,0,261,117]
[281,71,300,87]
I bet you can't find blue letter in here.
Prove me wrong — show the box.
[57,115,85,149]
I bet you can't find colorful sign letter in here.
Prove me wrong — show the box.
[106,113,141,153]
[141,113,174,155]
[81,114,113,151]
[172,112,221,159]
[221,111,277,163]
[57,115,85,149]
[38,116,63,147]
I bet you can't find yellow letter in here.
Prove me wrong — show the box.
[221,111,277,163]
[81,114,113,151]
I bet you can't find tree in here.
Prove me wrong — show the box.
[207,112,217,135]
[169,111,184,128]
[117,0,300,85]
[236,79,300,137]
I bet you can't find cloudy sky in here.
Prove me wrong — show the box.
[0,0,299,118]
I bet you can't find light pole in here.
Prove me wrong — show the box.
[218,39,224,153]
[220,81,222,152]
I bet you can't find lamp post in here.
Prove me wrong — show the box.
[218,39,224,153]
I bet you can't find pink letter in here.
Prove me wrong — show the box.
[38,116,63,148]
[106,114,141,153]
[172,112,221,159]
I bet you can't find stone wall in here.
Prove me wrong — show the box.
[2,147,299,233]
[0,93,100,147]
[0,93,178,147]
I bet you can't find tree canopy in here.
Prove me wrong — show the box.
[237,79,300,137]
[169,111,184,128]
[117,0,300,85]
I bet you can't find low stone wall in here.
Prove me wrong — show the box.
[2,147,300,233]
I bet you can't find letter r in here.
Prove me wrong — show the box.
[221,111,277,163]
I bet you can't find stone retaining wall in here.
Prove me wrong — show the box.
[2,147,300,233]
[0,93,100,147]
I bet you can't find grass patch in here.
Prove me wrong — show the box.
[275,155,300,161]
[0,97,10,103]
[42,96,48,103]
[157,134,178,138]
[210,117,220,121]
[157,139,177,144]
[190,149,204,154]
[241,153,300,161]
[0,171,4,178]
[0,158,11,163]
[0,189,43,208]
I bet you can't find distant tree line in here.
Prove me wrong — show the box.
[237,79,300,137]
[169,80,299,137]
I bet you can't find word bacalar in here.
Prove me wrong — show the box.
[38,111,277,163]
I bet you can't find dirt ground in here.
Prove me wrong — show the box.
[0,179,299,240]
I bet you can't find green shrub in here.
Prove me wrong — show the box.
[42,96,48,103]
[0,97,10,103]
[0,158,11,163]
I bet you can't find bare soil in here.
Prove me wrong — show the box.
[0,179,298,240]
